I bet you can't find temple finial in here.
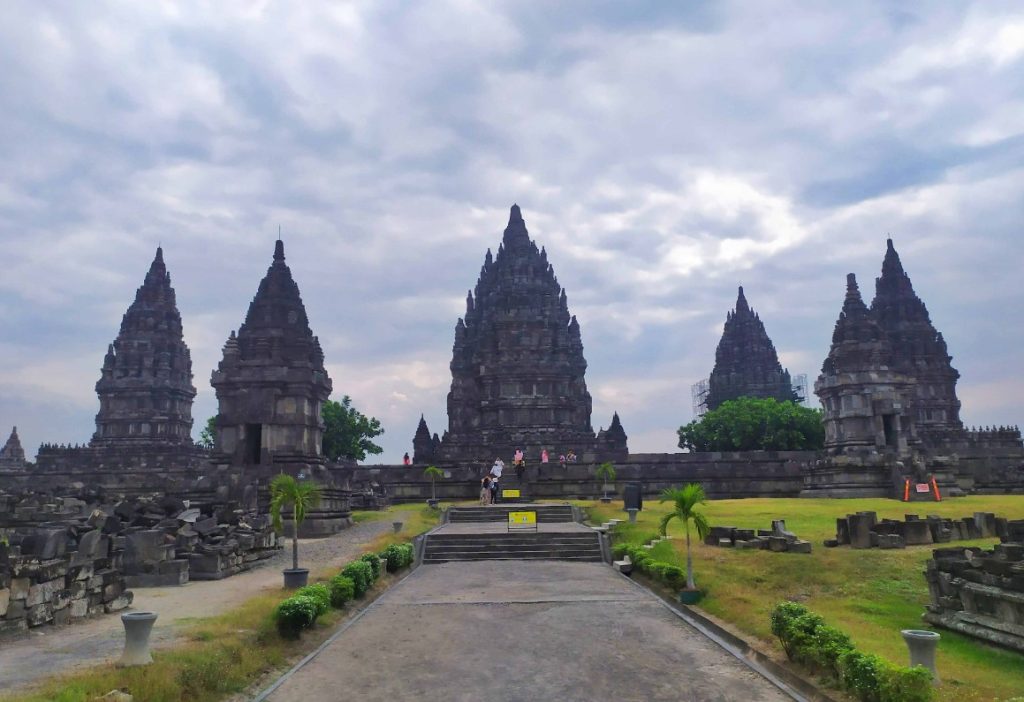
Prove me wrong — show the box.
[735,285,749,314]
[274,239,285,262]
[509,203,522,224]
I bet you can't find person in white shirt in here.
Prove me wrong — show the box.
[490,459,503,502]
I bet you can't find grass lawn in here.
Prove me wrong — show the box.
[585,495,1024,702]
[2,504,442,702]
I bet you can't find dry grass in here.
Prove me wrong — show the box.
[586,495,1024,702]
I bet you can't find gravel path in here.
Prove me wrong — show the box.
[0,519,394,692]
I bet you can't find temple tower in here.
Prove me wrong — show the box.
[92,247,197,447]
[211,240,332,472]
[815,274,917,456]
[412,415,436,464]
[705,286,799,411]
[870,239,963,441]
[0,426,26,471]
[436,205,624,462]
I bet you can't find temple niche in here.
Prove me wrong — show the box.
[705,286,799,412]
[427,205,626,463]
[92,247,197,448]
[870,239,963,444]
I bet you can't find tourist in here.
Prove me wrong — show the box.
[559,453,566,467]
[480,475,492,505]
[513,447,524,466]
[402,452,411,466]
[491,460,503,503]
[567,450,577,463]
[541,448,549,463]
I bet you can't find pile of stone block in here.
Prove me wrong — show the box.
[828,511,1009,550]
[0,525,132,634]
[923,520,1024,653]
[704,519,812,554]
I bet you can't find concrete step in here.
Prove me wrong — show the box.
[448,505,575,523]
[424,541,600,551]
[423,529,601,562]
[422,554,604,563]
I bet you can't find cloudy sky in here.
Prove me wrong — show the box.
[2,1,1023,462]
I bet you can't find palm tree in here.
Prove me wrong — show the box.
[423,465,444,503]
[269,473,323,572]
[659,483,711,590]
[596,462,616,500]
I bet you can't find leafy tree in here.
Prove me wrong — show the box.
[596,462,616,499]
[322,395,384,462]
[197,416,216,450]
[269,473,323,572]
[423,465,444,503]
[659,484,712,590]
[678,397,824,452]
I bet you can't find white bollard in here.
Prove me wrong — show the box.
[901,629,940,684]
[118,612,158,666]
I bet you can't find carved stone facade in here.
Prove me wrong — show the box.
[211,240,332,473]
[92,247,197,448]
[0,426,26,472]
[433,205,626,462]
[815,274,918,456]
[705,286,799,411]
[412,415,440,465]
[871,239,963,443]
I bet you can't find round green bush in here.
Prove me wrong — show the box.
[379,543,414,572]
[839,650,884,701]
[294,584,331,617]
[341,560,373,597]
[275,595,319,639]
[330,575,356,608]
[360,552,383,580]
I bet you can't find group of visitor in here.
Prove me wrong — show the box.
[478,447,579,505]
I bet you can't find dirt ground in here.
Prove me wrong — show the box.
[0,520,392,692]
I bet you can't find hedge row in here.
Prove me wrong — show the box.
[612,543,687,591]
[274,542,416,639]
[770,602,934,702]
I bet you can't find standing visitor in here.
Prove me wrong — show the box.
[559,453,566,467]
[513,448,524,466]
[567,450,577,463]
[491,459,503,503]
[541,448,549,464]
[403,452,411,466]
[480,476,492,505]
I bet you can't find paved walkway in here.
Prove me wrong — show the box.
[263,561,792,702]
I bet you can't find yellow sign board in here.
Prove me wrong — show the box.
[502,488,521,499]
[508,511,536,526]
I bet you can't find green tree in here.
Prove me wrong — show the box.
[678,397,824,452]
[659,483,712,590]
[269,473,323,572]
[197,416,216,450]
[322,395,384,461]
[596,462,616,499]
[423,465,444,502]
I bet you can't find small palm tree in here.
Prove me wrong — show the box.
[659,483,711,590]
[596,462,616,500]
[269,473,323,572]
[423,465,444,503]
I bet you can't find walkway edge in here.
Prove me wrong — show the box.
[250,566,421,702]
[614,571,842,702]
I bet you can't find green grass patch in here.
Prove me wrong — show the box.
[587,495,1024,702]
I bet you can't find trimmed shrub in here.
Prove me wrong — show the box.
[839,650,885,702]
[361,552,383,580]
[380,543,414,572]
[275,595,319,639]
[787,612,827,665]
[294,584,331,617]
[342,560,373,597]
[879,664,933,702]
[330,575,356,608]
[659,563,687,590]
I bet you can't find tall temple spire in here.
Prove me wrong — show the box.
[0,425,26,471]
[92,246,196,447]
[438,204,624,461]
[870,239,961,437]
[704,285,797,411]
[211,240,332,469]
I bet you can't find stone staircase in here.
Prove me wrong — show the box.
[422,503,603,563]
[447,504,575,523]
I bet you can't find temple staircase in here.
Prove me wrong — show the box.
[422,504,603,563]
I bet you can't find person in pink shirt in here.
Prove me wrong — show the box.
[541,448,549,463]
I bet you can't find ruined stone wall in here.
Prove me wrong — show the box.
[343,451,815,503]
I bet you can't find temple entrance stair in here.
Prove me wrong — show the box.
[446,503,575,523]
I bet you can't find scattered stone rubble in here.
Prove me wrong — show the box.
[705,519,812,554]
[923,520,1024,652]
[827,511,1008,550]
[1,524,132,634]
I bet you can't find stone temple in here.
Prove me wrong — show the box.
[418,205,627,463]
[0,426,26,472]
[704,286,799,412]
